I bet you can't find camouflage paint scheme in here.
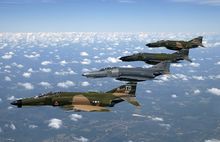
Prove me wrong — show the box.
[119,49,191,65]
[146,36,204,51]
[11,83,140,112]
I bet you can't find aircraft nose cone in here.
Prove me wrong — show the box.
[82,70,108,78]
[11,100,22,107]
[146,43,151,47]
[82,72,89,77]
[119,56,127,61]
[11,100,18,105]
[120,56,134,61]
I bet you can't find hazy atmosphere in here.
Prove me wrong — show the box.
[1,0,220,142]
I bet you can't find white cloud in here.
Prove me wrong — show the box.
[5,65,11,69]
[145,90,152,93]
[5,76,11,81]
[207,88,220,96]
[18,82,34,90]
[0,98,2,102]
[10,123,16,130]
[41,61,52,66]
[28,68,35,72]
[159,123,171,130]
[8,106,13,110]
[205,139,220,142]
[73,136,89,142]
[57,80,75,88]
[148,116,164,122]
[55,68,76,76]
[12,62,24,68]
[2,54,12,59]
[69,114,83,121]
[172,74,188,81]
[160,75,170,82]
[29,124,38,129]
[40,68,51,73]
[81,59,91,65]
[24,52,40,58]
[38,82,52,88]
[94,56,99,59]
[216,61,220,65]
[106,57,120,63]
[0,43,7,50]
[208,75,220,80]
[59,60,68,66]
[7,96,19,101]
[81,81,90,87]
[80,52,89,56]
[2,52,14,60]
[132,114,146,118]
[192,76,205,80]
[82,68,90,72]
[189,62,200,67]
[48,118,62,129]
[171,63,183,68]
[171,94,177,98]
[23,72,31,78]
[194,89,201,94]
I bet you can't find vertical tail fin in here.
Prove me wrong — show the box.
[178,49,189,56]
[106,82,137,97]
[107,82,140,107]
[189,36,204,47]
[178,49,192,62]
[150,61,170,74]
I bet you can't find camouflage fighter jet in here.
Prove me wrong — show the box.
[11,83,140,112]
[82,61,170,82]
[146,36,204,50]
[119,49,192,65]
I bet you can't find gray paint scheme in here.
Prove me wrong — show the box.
[82,61,170,82]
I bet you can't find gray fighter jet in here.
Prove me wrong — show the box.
[119,49,191,65]
[82,61,170,82]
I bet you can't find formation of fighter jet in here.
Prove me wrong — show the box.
[11,83,140,112]
[146,36,204,51]
[11,36,204,112]
[82,61,170,82]
[119,49,191,65]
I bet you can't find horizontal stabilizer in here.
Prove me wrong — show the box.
[120,96,140,107]
[189,36,204,47]
[178,49,192,62]
[183,56,192,62]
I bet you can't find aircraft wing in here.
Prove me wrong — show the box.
[61,105,110,112]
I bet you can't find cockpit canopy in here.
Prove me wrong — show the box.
[37,92,53,98]
[157,40,165,43]
[99,67,117,71]
[133,53,143,56]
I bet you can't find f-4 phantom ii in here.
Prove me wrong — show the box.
[146,36,204,51]
[11,83,140,112]
[82,61,170,82]
[119,49,192,65]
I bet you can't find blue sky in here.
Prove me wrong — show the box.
[0,0,220,32]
